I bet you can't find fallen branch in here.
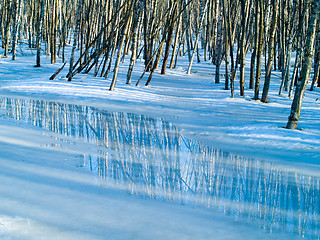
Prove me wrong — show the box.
[50,62,67,80]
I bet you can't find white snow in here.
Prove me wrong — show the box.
[0,44,319,239]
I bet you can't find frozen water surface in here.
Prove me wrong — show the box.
[1,96,320,239]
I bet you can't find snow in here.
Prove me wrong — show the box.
[0,44,319,239]
[0,118,293,240]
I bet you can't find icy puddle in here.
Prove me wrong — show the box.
[1,96,319,239]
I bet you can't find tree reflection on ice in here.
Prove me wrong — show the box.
[1,97,319,239]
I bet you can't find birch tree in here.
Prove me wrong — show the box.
[67,0,83,82]
[253,0,264,100]
[186,0,208,75]
[35,0,45,67]
[310,23,320,91]
[260,0,279,102]
[286,0,319,129]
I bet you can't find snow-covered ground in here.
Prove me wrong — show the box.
[0,45,319,239]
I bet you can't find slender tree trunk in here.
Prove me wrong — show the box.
[239,0,247,96]
[127,1,142,84]
[310,23,320,90]
[161,2,177,74]
[11,0,19,60]
[224,37,229,90]
[4,0,12,57]
[254,0,264,100]
[273,34,277,70]
[169,16,181,69]
[67,0,83,81]
[214,15,223,84]
[261,0,279,103]
[230,48,240,98]
[183,0,192,62]
[145,41,164,86]
[288,0,306,97]
[289,48,302,98]
[50,0,58,63]
[35,0,44,67]
[187,0,208,75]
[109,12,130,91]
[286,0,319,129]
[250,3,259,90]
[104,30,119,79]
[143,0,151,71]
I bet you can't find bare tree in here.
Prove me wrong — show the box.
[261,0,279,103]
[254,0,264,100]
[67,0,84,82]
[286,0,319,129]
[35,0,45,67]
[310,23,320,91]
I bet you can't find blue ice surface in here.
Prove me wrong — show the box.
[1,96,319,240]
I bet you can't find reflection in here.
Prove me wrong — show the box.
[1,97,320,239]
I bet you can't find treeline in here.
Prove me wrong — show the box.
[0,0,319,128]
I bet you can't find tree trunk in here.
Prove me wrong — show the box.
[161,2,177,74]
[286,0,319,129]
[67,0,83,81]
[183,0,192,61]
[254,0,264,100]
[214,15,223,84]
[127,1,142,84]
[250,1,259,90]
[11,0,19,60]
[239,0,247,97]
[261,0,279,103]
[35,0,45,67]
[187,0,208,75]
[169,16,181,69]
[310,23,320,90]
[109,12,130,91]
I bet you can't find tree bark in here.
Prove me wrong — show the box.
[261,0,279,103]
[187,0,208,75]
[286,0,319,129]
[250,0,259,90]
[67,0,84,82]
[126,0,142,84]
[161,2,177,74]
[109,11,131,91]
[35,0,45,67]
[239,0,247,96]
[310,22,320,90]
[254,0,264,100]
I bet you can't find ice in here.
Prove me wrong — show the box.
[1,96,320,239]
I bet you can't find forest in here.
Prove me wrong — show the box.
[1,1,320,239]
[0,0,319,129]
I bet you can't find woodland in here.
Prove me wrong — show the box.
[1,1,320,239]
[0,0,319,129]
